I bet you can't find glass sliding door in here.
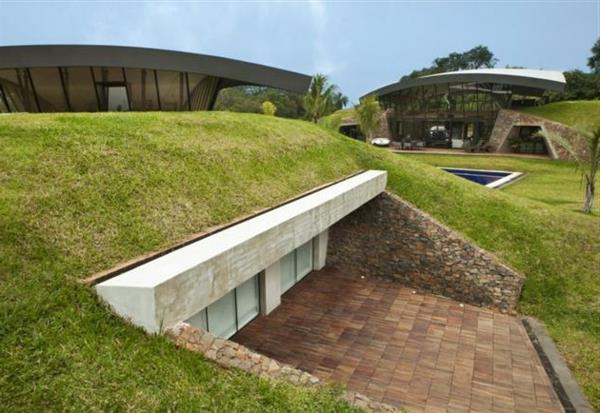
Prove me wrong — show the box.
[296,240,313,281]
[206,290,237,339]
[280,251,296,294]
[236,276,260,328]
[186,307,208,330]
[107,86,129,111]
[280,239,314,293]
[185,273,261,339]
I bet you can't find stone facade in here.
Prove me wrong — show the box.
[488,109,589,160]
[165,322,398,413]
[327,192,524,312]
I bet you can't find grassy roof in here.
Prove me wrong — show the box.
[518,100,600,128]
[1,112,598,410]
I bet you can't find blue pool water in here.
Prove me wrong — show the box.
[442,168,511,186]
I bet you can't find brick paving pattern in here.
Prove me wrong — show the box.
[233,268,563,413]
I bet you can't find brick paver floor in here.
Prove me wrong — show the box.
[233,267,563,413]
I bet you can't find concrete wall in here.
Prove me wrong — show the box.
[488,109,589,160]
[96,171,387,333]
[327,192,524,312]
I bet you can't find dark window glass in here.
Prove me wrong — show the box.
[28,68,69,112]
[62,67,99,112]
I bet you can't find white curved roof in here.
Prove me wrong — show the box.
[364,68,566,98]
[421,68,566,84]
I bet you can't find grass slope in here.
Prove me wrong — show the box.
[1,112,598,410]
[399,153,599,214]
[518,100,600,128]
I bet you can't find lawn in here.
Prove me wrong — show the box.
[1,112,598,410]
[398,153,599,214]
[518,100,600,128]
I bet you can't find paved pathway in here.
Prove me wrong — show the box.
[233,268,563,413]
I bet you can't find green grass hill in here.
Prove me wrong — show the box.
[518,100,600,128]
[1,112,598,410]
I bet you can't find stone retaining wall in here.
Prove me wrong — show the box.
[488,109,589,161]
[165,322,398,412]
[327,192,524,312]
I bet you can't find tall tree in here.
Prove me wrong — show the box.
[588,38,600,73]
[545,126,600,214]
[354,95,382,144]
[403,45,498,79]
[303,74,347,123]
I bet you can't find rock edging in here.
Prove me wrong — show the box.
[165,322,399,413]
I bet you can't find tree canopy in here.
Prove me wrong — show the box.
[354,95,382,143]
[588,37,600,74]
[214,86,305,119]
[403,45,498,79]
[303,74,347,123]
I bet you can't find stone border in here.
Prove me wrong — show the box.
[522,317,594,413]
[165,322,400,413]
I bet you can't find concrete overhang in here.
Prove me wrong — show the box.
[0,44,311,93]
[96,170,387,333]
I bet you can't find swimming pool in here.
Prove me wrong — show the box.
[442,167,523,188]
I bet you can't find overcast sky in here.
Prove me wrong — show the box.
[0,1,598,102]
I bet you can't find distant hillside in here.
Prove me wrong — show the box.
[0,112,598,410]
[518,100,600,128]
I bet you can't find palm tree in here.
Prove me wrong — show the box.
[354,95,382,144]
[546,126,600,214]
[303,74,345,123]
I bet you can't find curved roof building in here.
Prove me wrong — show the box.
[0,45,311,113]
[365,68,566,98]
[361,68,566,150]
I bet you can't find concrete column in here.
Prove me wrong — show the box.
[260,261,281,315]
[313,229,328,270]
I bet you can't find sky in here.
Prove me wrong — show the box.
[0,0,599,102]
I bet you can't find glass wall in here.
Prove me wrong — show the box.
[280,239,314,294]
[0,66,222,113]
[185,274,260,339]
[380,81,515,147]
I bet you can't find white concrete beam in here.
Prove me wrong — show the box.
[96,170,387,333]
[260,262,281,315]
[313,230,328,271]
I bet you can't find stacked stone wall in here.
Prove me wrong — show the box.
[327,192,524,312]
[488,109,589,160]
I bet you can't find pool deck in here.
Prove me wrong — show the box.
[391,148,549,159]
[233,267,563,413]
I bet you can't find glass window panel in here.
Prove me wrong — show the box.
[0,69,35,112]
[93,67,126,110]
[185,309,208,330]
[0,87,8,112]
[0,70,20,112]
[280,251,296,293]
[107,86,129,111]
[93,66,124,82]
[125,68,159,111]
[236,275,259,328]
[296,240,313,281]
[28,68,68,112]
[62,67,99,112]
[207,290,237,338]
[156,70,185,110]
